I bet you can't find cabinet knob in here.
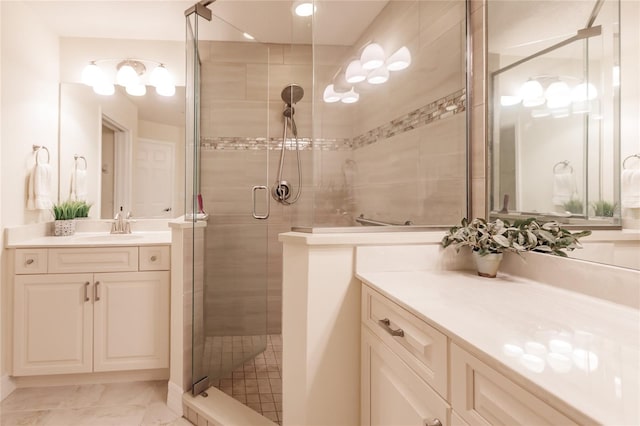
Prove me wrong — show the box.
[150,255,157,262]
[25,258,34,265]
[424,419,442,426]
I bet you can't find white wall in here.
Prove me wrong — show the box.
[1,0,60,390]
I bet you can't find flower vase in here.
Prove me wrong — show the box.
[54,219,76,236]
[472,251,503,278]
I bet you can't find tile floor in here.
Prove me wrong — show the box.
[210,334,282,425]
[0,380,187,426]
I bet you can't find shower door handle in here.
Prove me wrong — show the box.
[252,186,270,220]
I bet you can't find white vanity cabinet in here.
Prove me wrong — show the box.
[361,283,587,426]
[13,246,170,376]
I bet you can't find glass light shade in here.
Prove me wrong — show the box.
[93,81,115,96]
[156,84,176,97]
[386,46,411,71]
[323,84,341,103]
[571,82,598,102]
[149,65,171,88]
[340,88,359,104]
[367,66,389,85]
[126,83,146,96]
[81,62,102,87]
[294,2,315,17]
[360,43,385,70]
[500,95,521,106]
[519,79,544,102]
[345,60,366,83]
[116,64,139,87]
[545,81,571,109]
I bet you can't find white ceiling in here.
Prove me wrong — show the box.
[25,0,388,46]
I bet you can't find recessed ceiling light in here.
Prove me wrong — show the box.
[243,32,255,40]
[294,2,316,17]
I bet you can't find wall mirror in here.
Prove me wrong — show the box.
[487,0,640,270]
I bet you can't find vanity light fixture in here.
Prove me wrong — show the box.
[571,82,598,102]
[81,59,176,97]
[345,60,366,83]
[519,79,544,107]
[545,81,571,109]
[367,65,389,85]
[323,84,341,103]
[360,43,385,70]
[386,46,411,71]
[293,1,316,17]
[340,88,359,104]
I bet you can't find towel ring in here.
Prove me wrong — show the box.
[74,155,88,171]
[32,145,50,165]
[553,160,573,174]
[622,154,640,170]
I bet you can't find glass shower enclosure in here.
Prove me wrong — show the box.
[186,4,271,395]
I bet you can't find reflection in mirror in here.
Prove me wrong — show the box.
[487,0,640,270]
[58,83,185,219]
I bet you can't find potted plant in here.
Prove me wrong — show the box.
[591,200,616,217]
[72,201,92,218]
[442,217,591,277]
[52,201,80,236]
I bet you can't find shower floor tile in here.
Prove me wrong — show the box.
[210,334,282,425]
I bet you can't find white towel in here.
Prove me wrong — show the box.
[621,169,640,208]
[552,171,577,205]
[70,169,87,202]
[26,163,52,210]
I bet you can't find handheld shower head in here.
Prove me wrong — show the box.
[281,84,304,106]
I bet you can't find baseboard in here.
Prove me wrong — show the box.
[167,380,185,416]
[1,374,17,401]
[12,368,169,388]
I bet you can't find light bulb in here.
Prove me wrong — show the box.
[386,46,411,71]
[150,65,171,88]
[81,62,102,87]
[340,88,359,104]
[545,81,571,109]
[157,84,176,97]
[360,43,385,70]
[294,2,315,17]
[345,60,366,84]
[116,63,139,87]
[126,83,146,96]
[367,66,389,85]
[519,79,543,105]
[571,82,598,102]
[93,81,115,96]
[323,84,341,103]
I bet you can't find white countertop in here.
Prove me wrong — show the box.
[6,231,171,248]
[357,269,640,425]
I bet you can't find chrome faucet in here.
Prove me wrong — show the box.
[110,207,133,234]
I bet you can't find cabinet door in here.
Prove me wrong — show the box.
[14,274,93,376]
[93,271,169,371]
[362,328,449,426]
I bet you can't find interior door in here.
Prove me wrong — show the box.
[134,138,175,218]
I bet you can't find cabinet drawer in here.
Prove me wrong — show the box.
[139,246,170,271]
[362,284,448,398]
[450,343,579,426]
[48,247,138,273]
[14,249,48,274]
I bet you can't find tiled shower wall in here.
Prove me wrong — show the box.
[197,0,468,337]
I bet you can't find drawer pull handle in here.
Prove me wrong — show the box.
[150,255,157,261]
[84,282,90,302]
[424,419,442,426]
[25,258,34,265]
[94,281,101,301]
[378,318,404,337]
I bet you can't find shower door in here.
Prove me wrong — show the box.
[187,6,270,395]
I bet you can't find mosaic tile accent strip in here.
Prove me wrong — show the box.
[200,136,352,151]
[352,88,466,149]
[199,88,465,151]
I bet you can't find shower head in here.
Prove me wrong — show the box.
[281,84,304,106]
